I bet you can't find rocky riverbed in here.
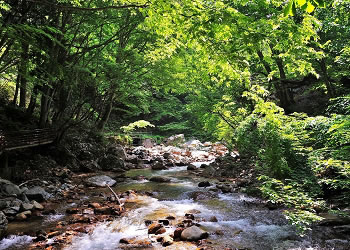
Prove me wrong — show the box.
[0,134,349,249]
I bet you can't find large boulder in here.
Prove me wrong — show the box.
[24,186,51,202]
[180,226,208,241]
[149,176,171,183]
[151,161,167,170]
[107,145,127,160]
[164,134,185,146]
[187,164,197,171]
[0,178,21,196]
[85,175,116,187]
[98,154,125,171]
[0,211,8,238]
[80,160,100,172]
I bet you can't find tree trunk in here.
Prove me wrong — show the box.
[19,43,29,108]
[275,57,294,112]
[39,85,52,128]
[96,93,114,131]
[12,72,20,106]
[27,85,39,115]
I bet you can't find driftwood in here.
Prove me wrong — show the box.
[106,184,123,206]
[19,178,42,187]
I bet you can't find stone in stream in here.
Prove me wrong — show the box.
[200,164,209,168]
[209,216,218,222]
[158,219,170,226]
[148,222,164,234]
[173,227,185,239]
[15,211,31,221]
[32,200,44,210]
[162,235,173,246]
[151,161,167,170]
[180,226,208,241]
[198,181,211,187]
[149,176,171,183]
[187,164,197,171]
[24,186,51,201]
[85,175,116,187]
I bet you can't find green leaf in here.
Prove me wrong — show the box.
[284,0,294,16]
[306,2,315,13]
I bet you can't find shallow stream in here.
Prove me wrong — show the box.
[1,163,349,249]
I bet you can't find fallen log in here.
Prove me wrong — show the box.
[106,184,124,206]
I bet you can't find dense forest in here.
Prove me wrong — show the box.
[0,0,349,249]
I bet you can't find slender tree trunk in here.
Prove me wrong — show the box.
[39,85,53,128]
[12,73,20,106]
[96,92,114,131]
[27,85,39,115]
[19,43,29,108]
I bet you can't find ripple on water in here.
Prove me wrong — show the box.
[0,235,33,250]
[45,213,65,222]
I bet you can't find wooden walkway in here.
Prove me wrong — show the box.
[0,128,56,153]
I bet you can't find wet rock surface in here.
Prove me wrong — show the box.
[85,175,116,187]
[181,226,208,241]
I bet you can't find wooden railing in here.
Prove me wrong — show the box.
[0,128,56,152]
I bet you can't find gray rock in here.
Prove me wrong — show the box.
[163,152,171,159]
[10,199,22,208]
[149,176,171,183]
[0,211,8,238]
[0,178,21,196]
[21,203,34,211]
[3,207,18,216]
[0,199,11,210]
[187,164,197,171]
[151,161,167,170]
[198,181,211,188]
[24,186,51,201]
[16,211,31,221]
[107,145,126,160]
[165,134,185,146]
[80,160,100,172]
[85,175,116,187]
[162,235,173,246]
[32,200,44,210]
[98,154,125,171]
[181,226,208,241]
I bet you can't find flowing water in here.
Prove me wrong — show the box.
[64,163,350,249]
[1,163,349,249]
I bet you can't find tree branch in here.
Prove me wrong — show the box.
[27,0,149,12]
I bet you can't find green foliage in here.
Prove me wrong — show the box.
[258,175,324,234]
[326,96,350,115]
[121,120,155,133]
